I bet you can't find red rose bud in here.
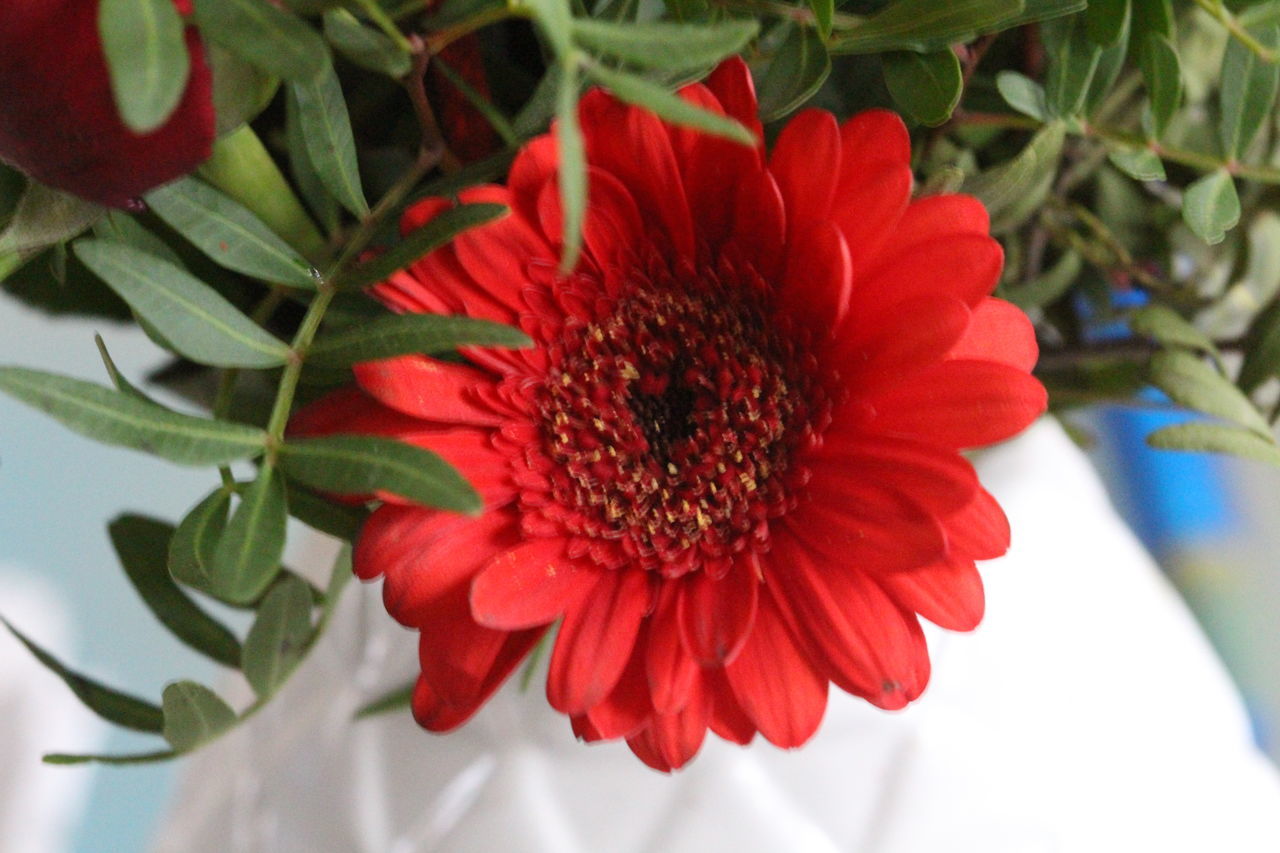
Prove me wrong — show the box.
[0,0,216,208]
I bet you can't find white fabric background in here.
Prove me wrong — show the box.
[149,419,1280,853]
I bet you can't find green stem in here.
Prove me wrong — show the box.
[431,56,521,147]
[1190,0,1278,63]
[351,0,415,54]
[424,5,518,53]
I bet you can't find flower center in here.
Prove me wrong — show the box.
[516,254,834,576]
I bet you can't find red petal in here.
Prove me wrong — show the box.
[289,387,426,440]
[417,593,511,706]
[706,668,756,745]
[944,486,1010,560]
[677,557,759,665]
[731,169,787,281]
[769,109,841,246]
[888,194,991,248]
[779,222,853,340]
[536,165,645,271]
[767,530,931,709]
[831,294,971,383]
[470,539,598,630]
[808,434,979,515]
[672,84,762,249]
[724,589,827,748]
[704,57,764,151]
[547,569,652,714]
[859,360,1047,449]
[787,482,948,573]
[451,185,554,313]
[587,630,653,740]
[507,134,558,226]
[880,557,985,631]
[353,356,504,427]
[839,109,910,173]
[948,297,1039,372]
[854,234,1004,316]
[647,581,699,715]
[832,163,913,262]
[626,684,710,772]
[411,627,545,730]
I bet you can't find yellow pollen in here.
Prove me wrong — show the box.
[666,463,678,475]
[593,418,606,431]
[546,564,557,577]
[620,362,639,381]
[739,473,757,491]
[733,450,744,463]
[561,372,572,386]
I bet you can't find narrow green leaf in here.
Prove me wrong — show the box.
[336,203,507,291]
[882,49,963,127]
[569,18,759,71]
[1042,11,1102,118]
[1085,3,1130,115]
[44,751,177,766]
[161,681,238,751]
[209,468,289,604]
[808,0,835,39]
[146,179,317,288]
[208,44,280,136]
[242,576,314,697]
[518,0,573,55]
[1107,146,1166,181]
[95,334,155,403]
[109,515,243,668]
[1150,349,1271,437]
[287,485,369,541]
[756,25,831,121]
[285,87,341,235]
[1240,296,1280,393]
[308,314,530,367]
[1183,169,1241,246]
[1086,0,1129,45]
[100,0,191,133]
[1148,421,1280,466]
[2,617,163,732]
[830,0,1023,54]
[356,679,415,719]
[322,9,412,77]
[963,121,1065,233]
[584,63,755,145]
[74,239,292,368]
[0,183,103,256]
[1140,33,1181,139]
[1001,249,1081,310]
[557,59,587,273]
[290,62,369,218]
[1219,22,1280,161]
[996,70,1047,120]
[998,0,1085,29]
[169,488,233,590]
[0,367,266,465]
[93,210,183,266]
[193,0,330,82]
[279,435,482,514]
[1129,306,1220,361]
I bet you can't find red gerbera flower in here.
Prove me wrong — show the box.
[293,58,1047,771]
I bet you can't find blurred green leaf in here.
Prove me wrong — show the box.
[882,49,963,127]
[0,368,266,465]
[110,515,243,668]
[1107,146,1166,181]
[1219,22,1280,162]
[520,0,573,55]
[209,468,289,604]
[1240,295,1280,393]
[169,488,233,591]
[1140,33,1181,138]
[74,239,292,368]
[556,59,586,272]
[583,63,755,145]
[308,314,531,367]
[43,751,177,766]
[0,183,103,256]
[570,18,759,71]
[808,0,834,39]
[756,25,830,121]
[356,679,415,718]
[1085,4,1130,114]
[2,617,163,732]
[1042,11,1101,118]
[1183,169,1240,245]
[1002,249,1081,309]
[963,121,1065,233]
[1086,0,1129,45]
[290,62,369,218]
[1148,421,1280,465]
[242,576,314,697]
[193,0,330,82]
[279,435,482,514]
[830,0,1022,54]
[996,70,1047,120]
[285,88,341,236]
[161,681,237,751]
[146,179,317,288]
[100,0,191,133]
[323,9,412,77]
[286,486,369,541]
[208,44,280,136]
[1150,349,1270,436]
[94,211,184,266]
[1129,305,1220,362]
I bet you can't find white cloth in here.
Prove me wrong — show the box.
[153,419,1280,852]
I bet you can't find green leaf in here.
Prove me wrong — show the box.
[94,210,184,266]
[1148,421,1280,466]
[1182,169,1241,245]
[208,44,280,136]
[1084,4,1130,114]
[43,751,178,766]
[109,515,243,668]
[193,0,330,82]
[518,0,573,56]
[1219,22,1280,161]
[161,681,237,752]
[963,121,1065,233]
[278,435,482,514]
[998,0,1085,28]
[322,9,412,77]
[355,679,415,719]
[290,61,369,218]
[95,333,155,403]
[1149,349,1271,437]
[145,178,317,288]
[1240,297,1280,393]
[285,87,341,235]
[99,0,191,133]
[242,576,314,697]
[287,486,369,541]
[569,19,759,71]
[1107,146,1166,181]
[0,183,103,256]
[1042,11,1102,118]
[0,367,266,465]
[209,468,289,604]
[1086,0,1129,45]
[1129,305,1220,361]
[336,203,507,291]
[308,314,531,367]
[2,617,163,733]
[169,488,233,591]
[829,0,1023,54]
[1140,33,1181,139]
[1001,249,1081,310]
[756,25,831,121]
[882,49,963,127]
[73,239,292,368]
[556,59,587,273]
[996,70,1047,120]
[583,63,755,145]
[808,0,835,39]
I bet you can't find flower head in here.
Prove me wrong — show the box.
[0,0,214,208]
[294,59,1047,771]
